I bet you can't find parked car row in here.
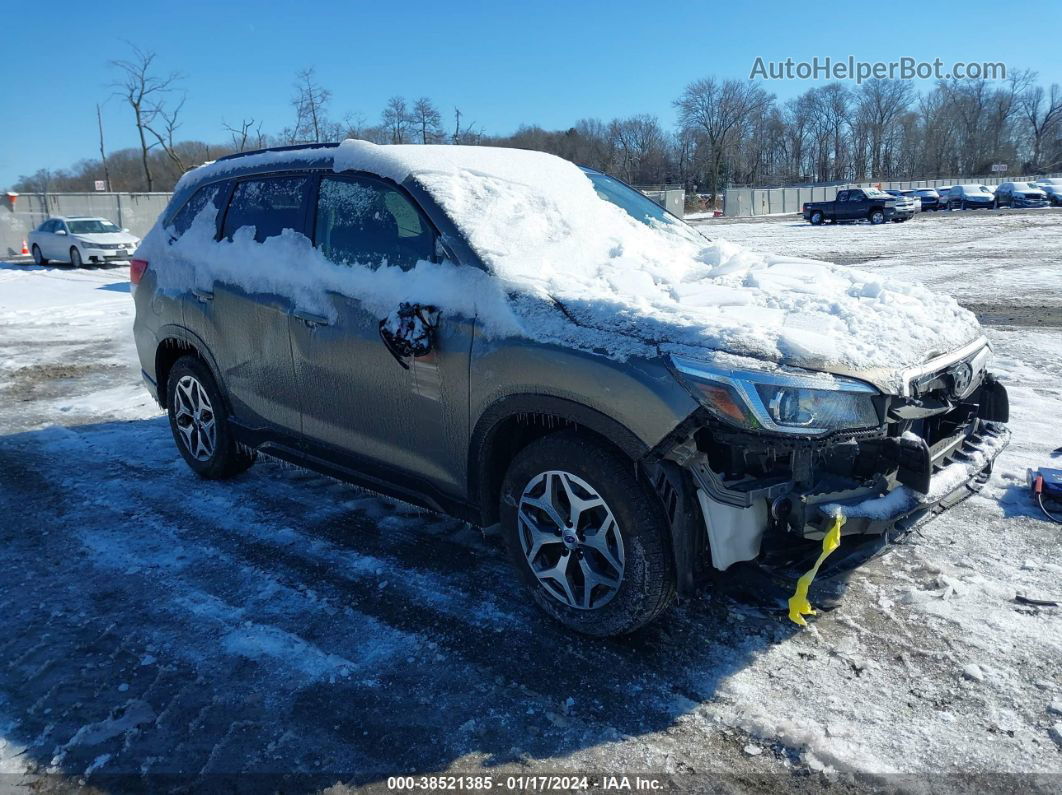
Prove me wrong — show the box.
[28,216,140,266]
[802,178,1060,224]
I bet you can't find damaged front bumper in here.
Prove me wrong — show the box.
[655,347,1011,581]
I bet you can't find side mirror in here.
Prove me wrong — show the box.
[379,303,440,368]
[55,229,67,235]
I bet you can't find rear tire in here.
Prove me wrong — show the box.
[809,210,824,225]
[31,244,47,265]
[69,247,83,268]
[500,432,675,636]
[166,356,255,479]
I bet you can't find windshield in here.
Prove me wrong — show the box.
[960,185,990,194]
[67,219,121,234]
[1012,182,1038,190]
[917,190,937,196]
[864,188,888,198]
[582,169,676,227]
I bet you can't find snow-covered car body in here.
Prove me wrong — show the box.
[131,141,1009,623]
[28,216,140,265]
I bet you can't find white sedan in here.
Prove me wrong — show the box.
[29,216,140,267]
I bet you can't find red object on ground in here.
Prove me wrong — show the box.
[20,240,28,255]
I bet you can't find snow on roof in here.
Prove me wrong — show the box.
[164,140,985,389]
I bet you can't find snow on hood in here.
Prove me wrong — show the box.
[159,141,984,393]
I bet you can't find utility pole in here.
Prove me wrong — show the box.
[97,103,112,191]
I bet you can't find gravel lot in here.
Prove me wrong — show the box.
[0,207,1060,792]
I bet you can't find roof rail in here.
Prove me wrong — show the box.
[215,141,341,163]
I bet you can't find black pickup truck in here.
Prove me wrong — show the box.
[802,187,913,225]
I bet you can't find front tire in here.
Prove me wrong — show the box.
[868,209,885,225]
[69,246,83,267]
[166,356,255,479]
[500,432,675,636]
[31,244,47,265]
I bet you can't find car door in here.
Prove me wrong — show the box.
[186,174,311,434]
[33,220,54,257]
[48,220,70,259]
[843,190,865,220]
[833,190,849,218]
[288,172,474,498]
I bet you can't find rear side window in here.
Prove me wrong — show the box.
[314,176,434,270]
[168,182,227,238]
[222,176,312,243]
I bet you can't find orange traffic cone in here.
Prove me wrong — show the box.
[21,240,29,255]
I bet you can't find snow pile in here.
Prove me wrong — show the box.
[149,141,986,391]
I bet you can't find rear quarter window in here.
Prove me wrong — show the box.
[168,182,228,238]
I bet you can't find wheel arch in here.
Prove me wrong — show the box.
[153,326,225,410]
[469,394,650,527]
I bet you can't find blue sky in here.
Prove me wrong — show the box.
[3,0,1060,188]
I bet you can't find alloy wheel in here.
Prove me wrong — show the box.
[517,470,625,610]
[173,375,217,462]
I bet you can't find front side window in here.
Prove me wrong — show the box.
[848,191,865,201]
[223,176,312,243]
[67,219,121,234]
[314,176,434,270]
[169,182,227,238]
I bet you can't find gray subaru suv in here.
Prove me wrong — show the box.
[131,140,1010,635]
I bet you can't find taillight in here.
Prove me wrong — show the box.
[130,258,149,285]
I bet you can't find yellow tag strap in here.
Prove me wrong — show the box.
[787,514,844,626]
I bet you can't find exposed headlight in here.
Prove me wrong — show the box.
[670,355,881,435]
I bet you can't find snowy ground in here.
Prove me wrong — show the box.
[0,207,1060,791]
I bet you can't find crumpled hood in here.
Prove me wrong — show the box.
[550,238,984,394]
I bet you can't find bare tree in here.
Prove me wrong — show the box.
[143,94,188,172]
[223,118,264,152]
[292,68,332,143]
[110,45,184,190]
[675,78,774,202]
[411,97,443,144]
[609,115,666,184]
[382,96,412,144]
[1019,80,1062,170]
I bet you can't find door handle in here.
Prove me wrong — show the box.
[293,309,331,327]
[192,288,213,302]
